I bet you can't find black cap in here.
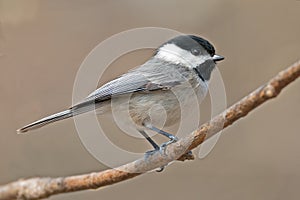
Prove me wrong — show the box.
[165,35,216,56]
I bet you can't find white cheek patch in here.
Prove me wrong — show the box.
[155,43,210,68]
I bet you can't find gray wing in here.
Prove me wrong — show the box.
[71,60,190,110]
[17,60,193,133]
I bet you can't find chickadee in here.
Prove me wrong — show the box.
[17,35,224,152]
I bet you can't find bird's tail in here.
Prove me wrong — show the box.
[17,109,73,134]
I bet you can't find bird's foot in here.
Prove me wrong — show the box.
[159,135,178,155]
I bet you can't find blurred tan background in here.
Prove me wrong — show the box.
[1,0,300,199]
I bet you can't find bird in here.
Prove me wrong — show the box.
[17,34,224,154]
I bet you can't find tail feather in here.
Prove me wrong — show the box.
[17,110,73,134]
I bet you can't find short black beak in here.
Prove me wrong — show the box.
[212,54,225,62]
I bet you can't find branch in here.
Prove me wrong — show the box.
[1,60,299,200]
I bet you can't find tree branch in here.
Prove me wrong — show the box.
[1,60,299,200]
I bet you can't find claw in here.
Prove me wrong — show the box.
[156,166,165,172]
[142,126,179,173]
[144,150,166,172]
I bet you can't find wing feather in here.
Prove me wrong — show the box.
[71,59,190,110]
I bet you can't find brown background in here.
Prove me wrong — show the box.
[1,0,300,199]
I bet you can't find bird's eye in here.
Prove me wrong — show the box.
[191,49,200,56]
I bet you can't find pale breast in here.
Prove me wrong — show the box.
[128,76,208,129]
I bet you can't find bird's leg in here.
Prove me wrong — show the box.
[143,124,178,154]
[138,130,166,172]
[138,130,159,151]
